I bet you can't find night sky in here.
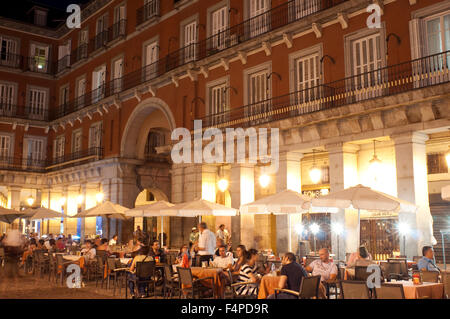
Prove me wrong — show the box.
[15,0,91,10]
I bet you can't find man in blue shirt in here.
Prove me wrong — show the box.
[417,246,440,272]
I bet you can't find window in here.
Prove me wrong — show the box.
[113,4,126,38]
[28,88,47,120]
[92,66,106,103]
[95,15,108,50]
[249,0,270,37]
[60,86,69,116]
[184,21,197,63]
[30,44,49,72]
[0,135,11,160]
[211,6,228,50]
[145,130,166,157]
[425,12,450,55]
[246,66,271,124]
[290,0,320,21]
[76,77,86,109]
[58,41,71,71]
[208,81,228,126]
[0,83,15,116]
[0,36,18,67]
[34,9,48,26]
[78,28,89,60]
[144,41,159,80]
[427,153,449,174]
[350,33,384,101]
[144,0,159,19]
[53,135,65,161]
[23,138,45,167]
[72,130,82,154]
[89,122,103,149]
[294,52,321,104]
[112,58,123,93]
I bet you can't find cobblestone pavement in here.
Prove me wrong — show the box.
[0,267,123,299]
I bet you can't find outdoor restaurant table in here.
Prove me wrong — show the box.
[384,280,445,299]
[190,267,225,299]
[63,255,85,269]
[258,275,283,299]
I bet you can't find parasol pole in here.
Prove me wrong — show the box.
[161,216,164,247]
[288,213,292,253]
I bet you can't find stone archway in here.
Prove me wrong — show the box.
[121,97,176,160]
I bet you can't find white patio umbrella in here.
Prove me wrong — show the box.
[161,199,238,218]
[23,207,68,220]
[305,184,418,260]
[76,201,129,220]
[240,189,312,252]
[125,201,176,247]
[0,207,24,224]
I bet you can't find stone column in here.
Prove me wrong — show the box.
[8,186,22,231]
[42,188,51,234]
[80,184,87,241]
[201,164,217,232]
[231,164,255,249]
[392,132,435,259]
[61,187,69,235]
[275,152,303,255]
[102,179,112,240]
[326,143,360,261]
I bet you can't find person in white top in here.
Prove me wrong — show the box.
[194,222,216,265]
[109,234,118,246]
[216,224,231,245]
[80,240,97,263]
[213,245,234,269]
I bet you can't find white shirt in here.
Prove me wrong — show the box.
[213,252,234,268]
[109,239,117,246]
[44,240,52,250]
[81,247,96,262]
[198,229,216,256]
[216,229,230,242]
[3,229,24,247]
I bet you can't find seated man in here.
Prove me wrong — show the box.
[418,246,440,272]
[213,245,234,270]
[268,252,308,299]
[128,246,153,298]
[80,240,96,263]
[148,240,166,263]
[305,248,337,298]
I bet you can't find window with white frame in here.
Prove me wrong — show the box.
[60,86,69,106]
[246,66,271,123]
[23,137,45,167]
[144,41,159,80]
[350,33,384,100]
[0,135,11,160]
[425,11,450,55]
[89,122,103,149]
[28,88,47,119]
[112,58,123,93]
[95,14,108,49]
[76,77,86,109]
[211,6,228,49]
[53,135,65,161]
[92,66,106,103]
[72,130,82,153]
[249,0,270,37]
[291,0,320,21]
[30,43,49,72]
[208,81,228,125]
[58,40,71,71]
[184,21,197,62]
[0,36,18,67]
[78,28,89,59]
[113,4,126,37]
[0,83,15,115]
[294,52,321,104]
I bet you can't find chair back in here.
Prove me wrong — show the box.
[355,266,369,281]
[135,260,155,279]
[107,257,117,272]
[95,255,105,270]
[194,255,201,267]
[387,262,402,276]
[164,264,174,283]
[299,275,321,299]
[375,284,405,299]
[305,256,319,267]
[421,271,439,283]
[340,281,370,299]
[227,269,234,284]
[55,254,65,267]
[177,267,194,286]
[443,273,450,299]
[48,253,56,267]
[96,250,107,260]
[388,258,408,276]
[337,267,345,281]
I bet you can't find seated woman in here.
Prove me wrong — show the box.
[174,245,192,269]
[80,240,96,263]
[235,249,261,297]
[347,246,374,267]
[48,239,57,254]
[56,237,66,252]
[127,245,153,298]
[96,238,112,258]
[231,245,247,275]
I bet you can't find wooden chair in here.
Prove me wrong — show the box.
[177,266,214,299]
[126,261,156,299]
[421,271,439,283]
[354,266,369,281]
[163,264,179,298]
[274,275,321,299]
[106,257,126,295]
[340,281,371,299]
[55,254,72,285]
[442,273,450,299]
[375,283,405,299]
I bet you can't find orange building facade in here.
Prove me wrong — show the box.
[0,0,449,260]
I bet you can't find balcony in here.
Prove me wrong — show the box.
[136,0,160,27]
[0,147,104,173]
[0,52,23,70]
[0,104,49,121]
[198,50,450,129]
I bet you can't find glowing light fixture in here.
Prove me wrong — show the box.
[59,197,67,206]
[398,222,410,235]
[331,223,343,235]
[446,147,450,169]
[294,223,305,235]
[217,179,229,192]
[76,194,84,205]
[310,223,320,235]
[259,174,270,188]
[96,192,104,203]
[309,150,322,184]
[369,140,382,173]
[26,195,35,207]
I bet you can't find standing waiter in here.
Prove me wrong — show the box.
[194,222,216,266]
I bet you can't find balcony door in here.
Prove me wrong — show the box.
[0,135,11,162]
[28,88,47,120]
[53,136,65,163]
[95,15,108,49]
[30,44,49,73]
[0,83,15,116]
[23,138,45,168]
[211,6,228,50]
[145,41,159,80]
[113,58,123,93]
[295,53,321,112]
[184,21,197,63]
[250,0,270,38]
[92,66,106,103]
[0,37,18,67]
[247,69,271,124]
[113,5,126,38]
[76,78,86,109]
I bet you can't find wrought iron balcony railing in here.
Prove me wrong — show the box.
[198,50,450,129]
[0,103,49,121]
[136,0,160,26]
[0,147,104,173]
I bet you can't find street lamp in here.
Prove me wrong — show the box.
[445,147,450,169]
[369,140,382,179]
[96,192,104,204]
[398,222,410,257]
[59,197,66,207]
[259,174,270,188]
[27,195,35,207]
[310,223,320,256]
[331,223,344,261]
[309,150,322,184]
[76,194,84,205]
